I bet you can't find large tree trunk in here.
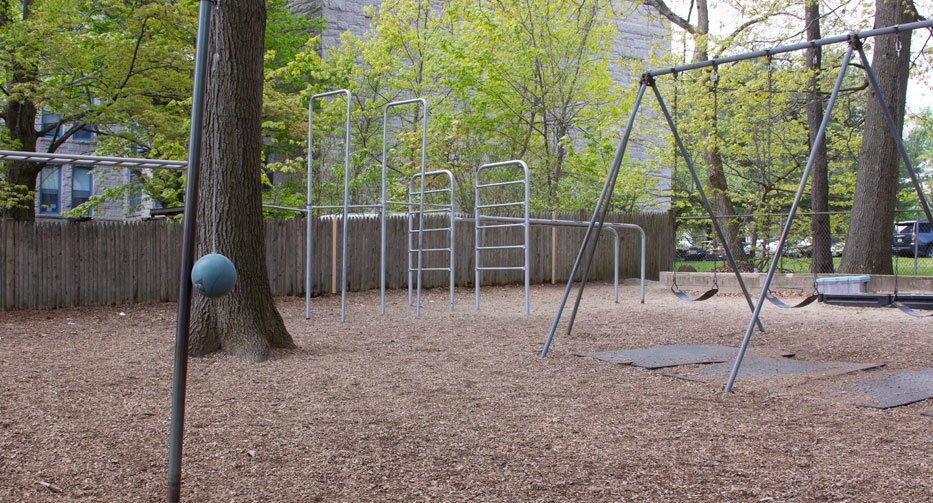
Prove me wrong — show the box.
[188,0,295,361]
[838,0,916,275]
[1,0,40,222]
[805,0,834,274]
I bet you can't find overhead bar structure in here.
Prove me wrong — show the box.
[306,89,353,322]
[0,150,187,170]
[539,19,933,389]
[381,98,430,317]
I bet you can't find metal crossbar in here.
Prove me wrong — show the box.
[0,149,186,169]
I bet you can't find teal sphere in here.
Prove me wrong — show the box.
[191,253,237,298]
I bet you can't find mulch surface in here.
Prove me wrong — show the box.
[2,282,932,502]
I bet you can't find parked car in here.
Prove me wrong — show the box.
[892,220,933,257]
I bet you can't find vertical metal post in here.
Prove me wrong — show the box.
[724,43,854,392]
[381,99,428,316]
[305,90,351,322]
[523,162,531,315]
[167,1,212,501]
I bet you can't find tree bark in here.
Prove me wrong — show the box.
[805,0,834,274]
[838,0,916,275]
[188,0,295,361]
[1,0,40,222]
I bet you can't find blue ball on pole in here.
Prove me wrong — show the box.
[191,253,237,298]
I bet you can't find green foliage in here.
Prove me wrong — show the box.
[899,108,933,212]
[668,46,865,245]
[305,0,649,213]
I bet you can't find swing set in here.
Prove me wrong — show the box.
[541,19,933,394]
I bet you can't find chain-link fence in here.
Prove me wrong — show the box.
[674,210,933,277]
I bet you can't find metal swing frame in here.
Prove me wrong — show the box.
[539,20,933,396]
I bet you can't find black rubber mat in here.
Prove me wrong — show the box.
[670,357,882,383]
[577,345,794,369]
[843,369,933,409]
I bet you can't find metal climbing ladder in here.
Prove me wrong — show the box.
[474,160,530,314]
[407,169,456,314]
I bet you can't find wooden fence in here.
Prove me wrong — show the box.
[1,211,673,310]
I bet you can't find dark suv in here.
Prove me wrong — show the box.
[892,220,933,257]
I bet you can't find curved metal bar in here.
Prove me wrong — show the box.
[306,89,352,321]
[381,98,428,316]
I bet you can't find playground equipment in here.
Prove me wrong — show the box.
[538,19,933,395]
[304,96,646,320]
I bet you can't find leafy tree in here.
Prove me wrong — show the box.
[839,0,918,275]
[309,0,649,214]
[0,0,198,221]
[187,0,295,361]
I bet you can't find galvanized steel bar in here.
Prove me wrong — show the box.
[167,1,212,501]
[650,79,764,333]
[407,169,456,311]
[382,98,428,316]
[541,81,647,357]
[306,89,351,321]
[474,160,530,313]
[648,19,933,79]
[725,44,855,393]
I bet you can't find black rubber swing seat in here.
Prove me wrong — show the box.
[892,300,933,317]
[671,284,719,302]
[765,293,819,309]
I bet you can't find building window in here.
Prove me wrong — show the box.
[39,167,61,214]
[40,111,63,139]
[128,172,143,209]
[72,124,95,141]
[72,166,93,212]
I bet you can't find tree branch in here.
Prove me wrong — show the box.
[641,0,697,35]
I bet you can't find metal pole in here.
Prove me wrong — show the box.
[340,95,351,323]
[651,81,764,332]
[648,19,933,79]
[167,1,212,501]
[305,89,351,320]
[540,81,647,357]
[381,98,428,316]
[724,43,855,393]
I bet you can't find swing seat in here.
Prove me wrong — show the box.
[765,292,818,309]
[671,284,719,302]
[891,294,933,317]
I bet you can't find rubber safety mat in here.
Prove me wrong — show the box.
[668,357,882,384]
[840,369,933,409]
[577,345,794,370]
